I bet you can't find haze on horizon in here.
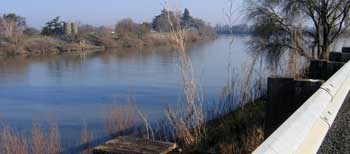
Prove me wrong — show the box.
[0,0,245,28]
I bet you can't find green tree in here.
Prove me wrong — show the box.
[181,8,192,27]
[41,16,64,36]
[152,9,179,32]
[248,0,350,61]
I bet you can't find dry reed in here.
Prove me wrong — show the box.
[163,1,206,149]
[31,121,61,154]
[105,100,138,136]
[0,121,61,154]
[0,126,29,154]
[80,124,95,154]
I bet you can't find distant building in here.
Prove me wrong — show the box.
[63,22,79,35]
[72,22,78,35]
[64,22,72,35]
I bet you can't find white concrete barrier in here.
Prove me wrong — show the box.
[253,61,350,154]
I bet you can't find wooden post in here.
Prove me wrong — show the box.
[342,47,350,53]
[329,52,350,63]
[265,77,323,138]
[309,60,345,80]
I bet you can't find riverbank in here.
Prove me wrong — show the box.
[0,35,104,56]
[171,99,266,154]
[0,31,216,57]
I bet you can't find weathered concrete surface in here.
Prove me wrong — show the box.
[93,136,176,154]
[318,93,350,154]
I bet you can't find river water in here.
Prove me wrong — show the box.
[1,34,349,146]
[0,35,261,146]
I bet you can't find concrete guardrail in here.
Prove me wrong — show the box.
[253,60,350,154]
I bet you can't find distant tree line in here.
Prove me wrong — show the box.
[215,24,254,35]
[152,8,215,35]
[0,9,216,54]
[0,13,65,38]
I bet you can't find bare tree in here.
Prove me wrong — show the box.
[0,13,26,38]
[248,0,350,61]
[0,18,15,37]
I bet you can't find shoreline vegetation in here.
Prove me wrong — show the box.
[0,9,216,57]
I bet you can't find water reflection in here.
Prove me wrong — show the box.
[0,35,251,143]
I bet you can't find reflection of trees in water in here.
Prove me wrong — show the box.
[0,57,30,73]
[0,56,31,82]
[0,42,217,84]
[106,46,180,73]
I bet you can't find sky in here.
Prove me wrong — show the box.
[0,0,245,28]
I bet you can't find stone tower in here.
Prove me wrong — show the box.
[72,22,79,35]
[64,22,72,35]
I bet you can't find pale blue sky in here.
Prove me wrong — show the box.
[0,0,245,28]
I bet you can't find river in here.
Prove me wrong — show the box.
[0,35,260,146]
[1,34,349,147]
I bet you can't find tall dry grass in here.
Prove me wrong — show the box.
[105,100,138,136]
[0,121,61,154]
[0,126,29,154]
[163,1,206,149]
[31,121,61,154]
[137,110,155,140]
[80,124,95,154]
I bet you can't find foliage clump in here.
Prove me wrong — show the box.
[41,16,64,36]
[248,0,350,62]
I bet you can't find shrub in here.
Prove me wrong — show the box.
[115,19,151,39]
[23,27,40,36]
[23,36,62,54]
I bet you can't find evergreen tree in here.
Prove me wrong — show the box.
[152,9,178,32]
[41,16,64,36]
[181,8,192,27]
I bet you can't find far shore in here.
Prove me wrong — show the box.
[0,31,217,57]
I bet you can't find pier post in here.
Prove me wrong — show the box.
[329,52,350,63]
[309,60,345,80]
[265,77,323,138]
[342,47,350,53]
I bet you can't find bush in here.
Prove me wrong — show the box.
[79,24,96,34]
[94,35,120,48]
[23,27,40,36]
[0,43,17,55]
[115,19,151,39]
[23,36,62,54]
[41,16,64,36]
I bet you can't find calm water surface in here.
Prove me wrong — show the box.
[2,35,348,146]
[0,35,251,142]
